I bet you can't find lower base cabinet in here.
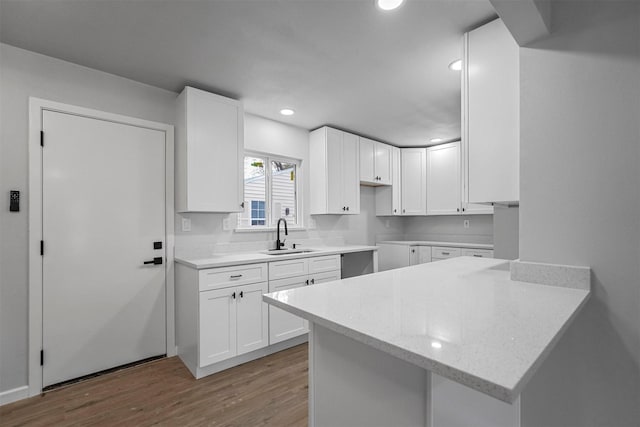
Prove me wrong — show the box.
[378,243,493,270]
[269,256,341,345]
[177,254,342,379]
[199,282,268,367]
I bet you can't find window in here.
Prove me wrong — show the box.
[238,153,300,229]
[250,201,265,225]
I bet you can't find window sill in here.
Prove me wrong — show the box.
[234,226,307,233]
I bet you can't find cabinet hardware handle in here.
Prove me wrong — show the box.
[411,249,415,253]
[342,206,346,211]
[394,209,397,213]
[306,279,309,285]
[240,202,245,208]
[442,252,450,255]
[231,292,236,299]
[310,278,315,284]
[473,254,482,257]
[403,209,406,213]
[346,206,350,211]
[230,274,243,279]
[239,291,244,298]
[462,208,466,212]
[456,208,460,212]
[143,257,163,265]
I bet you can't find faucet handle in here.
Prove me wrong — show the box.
[279,240,286,248]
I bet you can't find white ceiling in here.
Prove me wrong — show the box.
[0,0,496,147]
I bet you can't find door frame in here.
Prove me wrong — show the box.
[28,98,175,396]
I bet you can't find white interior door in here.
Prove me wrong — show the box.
[42,110,166,387]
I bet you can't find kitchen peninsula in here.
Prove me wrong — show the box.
[264,257,591,427]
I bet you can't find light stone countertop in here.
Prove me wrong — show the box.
[377,240,494,249]
[175,245,378,269]
[263,256,590,403]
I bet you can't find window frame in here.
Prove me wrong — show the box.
[237,151,302,230]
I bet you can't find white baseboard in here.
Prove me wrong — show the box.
[0,385,29,406]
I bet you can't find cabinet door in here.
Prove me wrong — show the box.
[199,288,236,367]
[359,137,376,184]
[375,142,392,185]
[418,246,432,264]
[342,131,360,214]
[326,128,345,214]
[466,19,519,204]
[236,282,269,356]
[308,255,341,275]
[268,276,309,344]
[391,146,402,214]
[182,87,243,213]
[401,148,427,215]
[427,142,462,215]
[408,246,420,265]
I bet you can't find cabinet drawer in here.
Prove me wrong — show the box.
[461,249,494,258]
[431,247,462,259]
[199,263,268,291]
[310,270,341,285]
[308,255,341,275]
[269,258,309,280]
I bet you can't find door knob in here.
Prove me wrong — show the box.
[143,257,163,265]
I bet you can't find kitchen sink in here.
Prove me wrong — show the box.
[262,248,317,255]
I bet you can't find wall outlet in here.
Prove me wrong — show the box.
[181,217,191,232]
[463,220,470,229]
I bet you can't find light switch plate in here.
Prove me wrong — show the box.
[181,217,191,232]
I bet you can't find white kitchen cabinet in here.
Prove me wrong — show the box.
[310,127,360,214]
[236,282,270,355]
[461,248,494,258]
[176,262,269,377]
[360,137,392,186]
[418,246,432,264]
[199,287,235,367]
[375,146,402,216]
[431,246,462,261]
[464,18,519,205]
[199,281,269,368]
[378,244,431,271]
[400,148,427,215]
[268,275,309,344]
[176,86,244,213]
[427,142,462,216]
[268,255,341,344]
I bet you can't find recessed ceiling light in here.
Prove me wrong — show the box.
[376,0,404,11]
[448,59,462,71]
[280,108,295,116]
[430,138,443,143]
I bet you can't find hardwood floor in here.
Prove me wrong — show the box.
[0,344,308,427]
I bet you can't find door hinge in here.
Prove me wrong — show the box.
[40,350,44,366]
[40,240,44,256]
[40,131,44,147]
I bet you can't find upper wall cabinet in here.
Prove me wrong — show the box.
[400,148,427,215]
[176,86,244,213]
[360,137,392,186]
[426,142,461,215]
[375,146,402,216]
[464,18,519,205]
[310,127,360,215]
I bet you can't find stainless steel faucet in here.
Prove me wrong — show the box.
[276,218,288,250]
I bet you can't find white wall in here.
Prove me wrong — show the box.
[518,2,640,425]
[0,43,178,393]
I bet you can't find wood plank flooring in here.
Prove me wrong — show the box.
[0,344,308,427]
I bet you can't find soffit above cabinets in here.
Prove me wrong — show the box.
[0,0,496,147]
